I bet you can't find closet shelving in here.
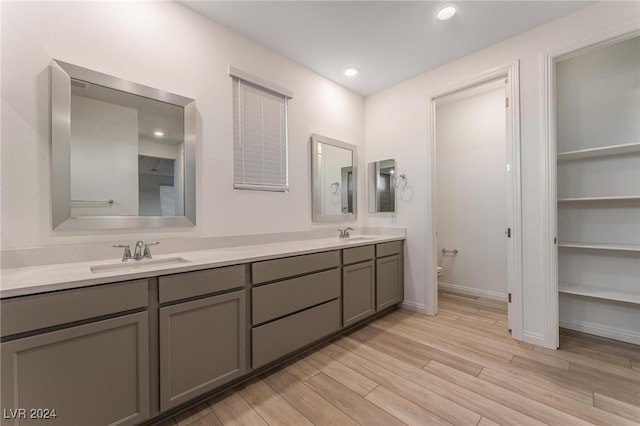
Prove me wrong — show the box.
[556,153,640,306]
[557,242,640,252]
[558,282,640,305]
[555,35,640,343]
[556,141,640,161]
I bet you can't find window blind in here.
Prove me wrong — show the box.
[233,77,290,192]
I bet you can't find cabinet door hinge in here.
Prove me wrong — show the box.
[508,293,512,303]
[505,98,509,107]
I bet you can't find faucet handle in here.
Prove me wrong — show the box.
[337,229,345,239]
[113,244,134,262]
[142,241,159,259]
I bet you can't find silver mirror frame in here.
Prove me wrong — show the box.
[51,60,196,230]
[311,133,357,222]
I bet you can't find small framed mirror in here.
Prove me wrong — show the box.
[368,159,396,213]
[311,134,357,222]
[51,60,196,230]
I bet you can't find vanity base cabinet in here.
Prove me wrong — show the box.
[343,260,376,327]
[159,290,246,411]
[376,241,404,311]
[1,312,150,426]
[252,299,340,369]
[376,254,403,310]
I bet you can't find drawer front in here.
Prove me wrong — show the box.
[343,245,375,265]
[376,240,403,258]
[252,299,340,368]
[1,279,148,338]
[159,265,246,304]
[252,251,340,284]
[252,269,340,325]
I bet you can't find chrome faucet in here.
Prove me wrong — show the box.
[113,244,134,262]
[114,241,159,262]
[338,227,355,239]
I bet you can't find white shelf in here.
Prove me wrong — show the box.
[558,242,640,252]
[558,195,640,203]
[559,282,640,305]
[557,142,640,161]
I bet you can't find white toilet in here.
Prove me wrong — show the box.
[437,266,443,276]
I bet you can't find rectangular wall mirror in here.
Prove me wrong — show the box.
[311,134,357,222]
[51,60,196,230]
[368,159,396,213]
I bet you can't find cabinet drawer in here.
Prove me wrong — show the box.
[159,264,245,304]
[252,269,340,325]
[1,279,148,338]
[252,299,340,368]
[376,241,403,258]
[252,251,340,284]
[343,245,375,265]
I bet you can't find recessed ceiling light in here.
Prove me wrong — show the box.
[344,67,359,77]
[154,130,164,137]
[437,5,456,21]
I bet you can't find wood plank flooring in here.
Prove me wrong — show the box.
[160,292,640,426]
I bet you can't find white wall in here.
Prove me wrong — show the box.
[364,2,640,344]
[0,1,365,250]
[557,36,640,152]
[436,85,507,298]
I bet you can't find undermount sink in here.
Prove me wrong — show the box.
[342,236,376,242]
[90,256,191,274]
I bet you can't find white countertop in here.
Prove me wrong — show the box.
[1,235,404,298]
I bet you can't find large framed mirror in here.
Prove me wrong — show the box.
[311,134,357,222]
[51,60,196,230]
[368,159,396,213]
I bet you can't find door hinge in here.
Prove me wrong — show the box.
[505,98,509,107]
[506,228,511,238]
[508,293,512,303]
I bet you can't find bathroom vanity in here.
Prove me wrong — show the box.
[0,236,403,425]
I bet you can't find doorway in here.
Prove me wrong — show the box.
[427,63,522,340]
[435,78,508,321]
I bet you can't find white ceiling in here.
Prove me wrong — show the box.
[180,1,593,96]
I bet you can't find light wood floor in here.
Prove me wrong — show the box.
[160,292,640,426]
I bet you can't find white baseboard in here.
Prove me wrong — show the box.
[560,319,640,345]
[401,301,430,315]
[438,281,508,302]
[523,331,545,347]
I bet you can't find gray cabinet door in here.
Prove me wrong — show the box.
[376,254,403,310]
[342,260,375,327]
[1,312,150,426]
[159,290,246,411]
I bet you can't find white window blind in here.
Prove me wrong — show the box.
[232,73,290,192]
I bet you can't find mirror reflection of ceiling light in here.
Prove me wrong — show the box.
[437,5,456,21]
[343,67,359,77]
[154,130,164,137]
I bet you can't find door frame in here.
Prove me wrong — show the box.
[541,23,640,350]
[426,61,523,341]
